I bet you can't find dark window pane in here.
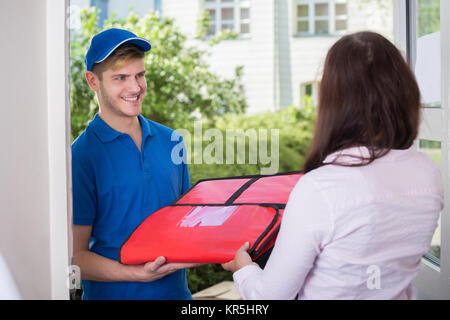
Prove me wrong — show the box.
[315,20,329,34]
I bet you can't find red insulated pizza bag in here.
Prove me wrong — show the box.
[119,171,303,266]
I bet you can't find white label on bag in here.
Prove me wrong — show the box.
[178,206,238,227]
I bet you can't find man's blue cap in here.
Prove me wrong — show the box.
[85,28,151,71]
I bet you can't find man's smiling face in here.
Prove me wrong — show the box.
[97,58,147,119]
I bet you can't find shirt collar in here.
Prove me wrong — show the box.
[323,145,416,165]
[323,146,372,165]
[138,114,154,141]
[89,113,154,143]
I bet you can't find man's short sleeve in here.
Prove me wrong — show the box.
[72,153,97,226]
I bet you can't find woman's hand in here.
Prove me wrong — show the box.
[222,242,259,273]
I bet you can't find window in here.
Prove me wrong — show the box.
[412,0,440,108]
[204,0,251,37]
[411,0,441,266]
[400,0,450,299]
[418,139,442,264]
[296,0,347,36]
[300,82,319,108]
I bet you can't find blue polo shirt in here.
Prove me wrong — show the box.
[72,114,192,300]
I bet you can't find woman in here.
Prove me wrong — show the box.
[222,31,444,300]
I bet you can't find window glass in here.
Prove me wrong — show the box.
[296,1,348,35]
[204,0,249,36]
[208,9,216,20]
[300,82,318,108]
[305,83,313,96]
[335,3,347,16]
[414,0,441,108]
[240,23,250,34]
[417,0,440,37]
[240,8,250,20]
[315,20,329,34]
[335,19,346,31]
[221,23,234,31]
[418,140,442,264]
[221,8,234,20]
[207,24,216,36]
[315,3,329,17]
[298,21,309,33]
[298,5,309,18]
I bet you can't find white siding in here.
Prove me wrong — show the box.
[163,0,201,38]
[277,0,294,109]
[208,0,276,114]
[73,0,394,114]
[347,0,394,41]
[164,0,276,114]
[289,37,337,106]
[108,0,155,17]
[287,0,394,109]
[163,0,393,114]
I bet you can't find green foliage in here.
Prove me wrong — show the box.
[70,8,247,141]
[417,0,440,37]
[186,105,315,184]
[187,264,233,294]
[196,10,211,39]
[70,7,100,141]
[196,10,239,45]
[428,245,440,260]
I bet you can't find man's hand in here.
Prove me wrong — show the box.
[136,256,203,282]
[222,242,259,273]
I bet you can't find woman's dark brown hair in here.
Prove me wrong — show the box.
[303,31,421,173]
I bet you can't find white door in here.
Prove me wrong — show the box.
[395,0,450,299]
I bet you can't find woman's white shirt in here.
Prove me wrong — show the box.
[233,146,444,300]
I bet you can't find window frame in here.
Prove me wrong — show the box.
[295,0,348,36]
[203,0,251,38]
[395,0,450,299]
[49,0,71,299]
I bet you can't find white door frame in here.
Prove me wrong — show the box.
[395,0,450,299]
[46,0,71,300]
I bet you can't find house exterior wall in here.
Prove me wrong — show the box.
[70,0,155,26]
[163,0,394,114]
[284,0,394,109]
[164,0,277,114]
[108,0,155,17]
[163,0,201,37]
[71,0,394,114]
